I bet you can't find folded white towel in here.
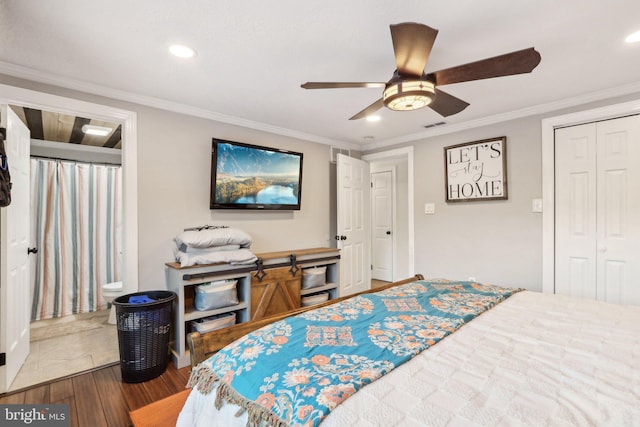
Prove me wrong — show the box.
[175,248,257,267]
[177,244,241,253]
[175,227,252,250]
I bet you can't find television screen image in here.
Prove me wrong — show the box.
[210,139,303,210]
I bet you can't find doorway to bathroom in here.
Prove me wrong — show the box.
[0,84,139,393]
[9,107,123,391]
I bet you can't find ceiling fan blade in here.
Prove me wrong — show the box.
[430,47,541,86]
[301,82,386,89]
[349,98,385,120]
[390,22,438,77]
[429,89,470,117]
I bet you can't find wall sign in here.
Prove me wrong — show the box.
[444,136,507,202]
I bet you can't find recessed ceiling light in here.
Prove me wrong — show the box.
[625,30,640,43]
[81,124,113,136]
[169,44,196,58]
[366,115,381,122]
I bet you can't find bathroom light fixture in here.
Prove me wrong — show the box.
[383,79,436,111]
[81,124,113,136]
[169,44,196,58]
[625,30,640,43]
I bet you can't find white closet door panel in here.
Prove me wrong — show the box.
[596,115,640,305]
[555,124,597,298]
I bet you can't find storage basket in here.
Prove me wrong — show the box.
[301,266,327,289]
[301,292,329,307]
[113,290,176,383]
[194,279,239,311]
[190,312,236,334]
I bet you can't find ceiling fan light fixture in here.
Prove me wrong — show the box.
[383,80,435,111]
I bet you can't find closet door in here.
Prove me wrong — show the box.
[595,116,640,304]
[555,115,640,305]
[555,123,597,299]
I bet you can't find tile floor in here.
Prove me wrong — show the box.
[9,309,119,391]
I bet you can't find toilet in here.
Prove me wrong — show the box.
[102,281,124,324]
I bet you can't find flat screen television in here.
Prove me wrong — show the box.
[210,138,303,210]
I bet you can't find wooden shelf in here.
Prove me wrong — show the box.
[184,302,248,322]
[166,247,340,368]
[300,282,338,296]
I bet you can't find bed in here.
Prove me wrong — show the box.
[176,276,640,427]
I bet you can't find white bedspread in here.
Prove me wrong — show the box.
[177,291,640,426]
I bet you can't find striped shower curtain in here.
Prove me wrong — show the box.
[30,158,123,321]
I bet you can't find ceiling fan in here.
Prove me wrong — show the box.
[301,22,541,120]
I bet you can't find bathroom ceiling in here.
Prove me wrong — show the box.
[10,106,122,149]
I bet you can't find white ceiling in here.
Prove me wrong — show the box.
[1,0,640,150]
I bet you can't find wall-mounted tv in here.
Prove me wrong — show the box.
[210,138,303,210]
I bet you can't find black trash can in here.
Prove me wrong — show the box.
[113,290,176,383]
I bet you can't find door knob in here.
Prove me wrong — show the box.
[341,235,347,240]
[386,231,391,235]
[27,247,38,255]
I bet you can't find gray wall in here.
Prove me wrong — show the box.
[1,74,334,291]
[409,116,543,290]
[365,91,640,291]
[4,73,640,292]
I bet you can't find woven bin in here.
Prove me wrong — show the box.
[113,290,176,383]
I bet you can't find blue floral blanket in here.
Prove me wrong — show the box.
[187,279,521,427]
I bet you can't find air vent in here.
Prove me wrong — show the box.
[330,146,351,164]
[423,121,447,129]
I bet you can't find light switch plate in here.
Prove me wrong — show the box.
[424,203,435,214]
[532,199,543,213]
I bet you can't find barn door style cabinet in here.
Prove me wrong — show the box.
[166,247,340,368]
[251,266,301,320]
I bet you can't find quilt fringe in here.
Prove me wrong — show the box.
[187,364,220,394]
[187,364,290,427]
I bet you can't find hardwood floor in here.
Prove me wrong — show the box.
[1,282,392,426]
[0,361,191,427]
[371,278,390,289]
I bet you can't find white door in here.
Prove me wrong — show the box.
[555,123,598,298]
[0,105,31,392]
[555,115,640,305]
[371,170,393,282]
[336,154,370,296]
[595,116,640,304]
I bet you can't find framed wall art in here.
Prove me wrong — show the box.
[444,136,507,202]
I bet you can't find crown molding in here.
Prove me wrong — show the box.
[2,61,639,153]
[0,61,361,150]
[363,80,640,150]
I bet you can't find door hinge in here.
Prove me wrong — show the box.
[0,353,5,366]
